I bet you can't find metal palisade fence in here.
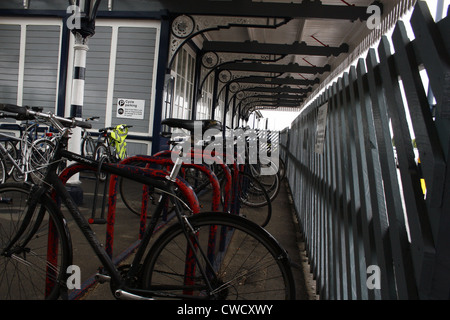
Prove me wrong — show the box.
[280,1,450,300]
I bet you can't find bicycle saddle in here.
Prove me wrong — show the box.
[161,118,222,134]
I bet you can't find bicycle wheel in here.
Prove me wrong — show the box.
[0,183,71,300]
[1,139,18,177]
[140,212,295,300]
[248,163,281,202]
[81,136,96,158]
[94,144,110,182]
[0,156,6,184]
[278,158,286,181]
[119,161,163,217]
[28,138,56,183]
[237,172,272,227]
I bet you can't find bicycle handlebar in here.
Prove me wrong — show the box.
[99,124,133,133]
[0,104,92,130]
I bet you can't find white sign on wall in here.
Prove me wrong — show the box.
[117,98,145,119]
[314,102,328,154]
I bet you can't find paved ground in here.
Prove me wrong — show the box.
[62,171,318,300]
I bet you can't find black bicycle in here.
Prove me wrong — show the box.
[0,104,295,300]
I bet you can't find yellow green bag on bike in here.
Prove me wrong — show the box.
[109,124,129,160]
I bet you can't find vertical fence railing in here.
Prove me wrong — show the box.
[280,1,450,300]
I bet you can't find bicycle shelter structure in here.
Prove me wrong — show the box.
[0,0,449,300]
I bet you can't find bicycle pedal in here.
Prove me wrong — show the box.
[115,289,154,300]
[95,273,111,283]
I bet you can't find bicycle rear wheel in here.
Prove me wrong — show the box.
[81,136,96,158]
[94,144,110,182]
[0,183,71,300]
[248,163,281,202]
[140,212,295,300]
[0,157,6,184]
[1,139,18,178]
[119,161,166,217]
[236,172,272,227]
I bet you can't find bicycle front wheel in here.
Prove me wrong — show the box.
[0,183,71,300]
[141,212,295,300]
[28,138,57,183]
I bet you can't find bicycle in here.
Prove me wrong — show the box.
[0,103,295,300]
[80,116,100,158]
[94,124,132,181]
[154,118,274,227]
[0,113,58,183]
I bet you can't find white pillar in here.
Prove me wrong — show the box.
[67,33,89,184]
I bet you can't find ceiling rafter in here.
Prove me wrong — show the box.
[202,40,349,57]
[218,61,331,75]
[233,76,320,86]
[243,86,313,94]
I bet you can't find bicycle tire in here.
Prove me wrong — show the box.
[1,139,18,177]
[236,171,272,227]
[118,161,159,217]
[94,144,110,182]
[140,212,295,300]
[81,136,96,158]
[249,168,280,203]
[278,158,286,181]
[0,183,72,300]
[0,156,6,183]
[28,138,57,183]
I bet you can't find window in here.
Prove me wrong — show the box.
[171,47,195,119]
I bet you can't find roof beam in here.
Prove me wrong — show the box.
[243,86,313,94]
[160,0,381,21]
[203,40,349,57]
[219,62,331,75]
[234,76,320,86]
[239,94,305,104]
[249,93,306,100]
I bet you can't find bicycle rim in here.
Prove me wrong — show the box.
[0,183,71,300]
[28,138,57,183]
[1,140,17,178]
[0,158,6,184]
[82,137,96,158]
[119,175,161,217]
[141,212,295,300]
[237,172,272,227]
[94,144,109,182]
